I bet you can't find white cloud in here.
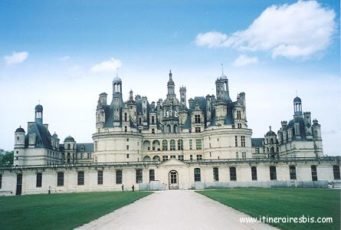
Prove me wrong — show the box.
[4,51,29,65]
[195,0,336,59]
[195,32,228,48]
[91,58,122,73]
[233,55,259,67]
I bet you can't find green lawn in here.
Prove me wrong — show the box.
[0,191,151,230]
[198,188,340,230]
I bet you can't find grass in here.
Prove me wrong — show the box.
[198,188,340,230]
[0,191,151,230]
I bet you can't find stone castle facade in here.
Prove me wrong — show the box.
[0,71,339,195]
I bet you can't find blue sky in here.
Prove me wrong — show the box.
[0,0,340,155]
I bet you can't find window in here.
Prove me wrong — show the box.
[241,136,245,147]
[170,140,176,151]
[289,165,296,180]
[197,155,202,160]
[235,136,238,147]
[124,113,127,122]
[178,155,184,161]
[78,171,84,185]
[230,167,237,181]
[194,168,201,182]
[195,127,201,133]
[213,167,219,181]
[149,169,155,181]
[190,155,193,160]
[311,165,318,181]
[196,139,202,150]
[116,170,122,184]
[151,116,155,124]
[242,152,246,159]
[170,171,177,184]
[0,174,2,189]
[36,173,42,187]
[270,166,277,180]
[177,139,183,150]
[170,155,176,159]
[162,155,169,161]
[333,165,340,180]
[152,128,155,134]
[97,170,103,185]
[162,140,168,151]
[189,139,193,150]
[236,152,239,159]
[136,169,143,183]
[237,123,242,129]
[237,111,241,120]
[251,166,257,181]
[124,126,127,132]
[126,145,129,150]
[57,172,64,186]
[194,115,201,123]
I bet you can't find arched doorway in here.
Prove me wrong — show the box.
[168,170,179,190]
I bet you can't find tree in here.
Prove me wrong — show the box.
[0,151,13,166]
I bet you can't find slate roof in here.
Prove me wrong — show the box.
[251,138,264,147]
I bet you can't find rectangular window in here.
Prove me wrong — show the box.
[270,166,277,180]
[162,155,168,161]
[194,168,201,182]
[124,113,127,122]
[333,165,340,180]
[189,139,193,150]
[36,172,42,187]
[116,170,122,184]
[196,139,202,150]
[237,111,241,120]
[311,165,318,181]
[230,167,237,181]
[242,152,246,159]
[151,116,155,124]
[194,114,201,123]
[97,170,103,185]
[57,172,64,186]
[136,169,143,183]
[235,136,238,147]
[241,136,245,147]
[178,155,184,161]
[213,167,219,181]
[251,166,257,181]
[237,123,242,129]
[170,155,176,159]
[197,155,202,160]
[289,165,297,180]
[78,171,84,185]
[149,169,155,181]
[152,128,155,134]
[195,127,201,133]
[190,155,193,160]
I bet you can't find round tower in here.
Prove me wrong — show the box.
[293,96,302,117]
[14,126,25,148]
[35,104,43,124]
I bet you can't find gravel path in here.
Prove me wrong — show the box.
[77,190,277,230]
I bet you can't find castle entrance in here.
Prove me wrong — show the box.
[168,170,179,190]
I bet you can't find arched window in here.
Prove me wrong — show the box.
[177,139,183,150]
[143,141,150,151]
[194,168,201,182]
[153,155,160,161]
[162,140,168,151]
[170,140,176,151]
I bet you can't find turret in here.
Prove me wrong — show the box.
[167,70,176,98]
[293,96,302,117]
[112,76,123,125]
[215,72,230,102]
[35,104,43,124]
[14,126,25,148]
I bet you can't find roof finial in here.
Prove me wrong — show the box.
[269,126,272,131]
